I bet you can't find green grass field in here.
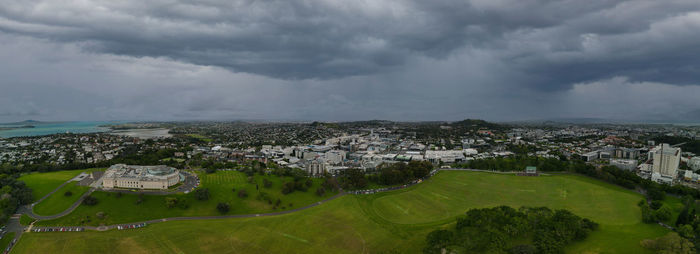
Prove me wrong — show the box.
[17,171,669,253]
[19,214,36,226]
[33,181,91,216]
[0,232,14,251]
[18,169,86,201]
[36,171,337,226]
[185,134,214,142]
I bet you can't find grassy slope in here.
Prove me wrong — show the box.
[36,171,337,226]
[18,171,668,253]
[33,181,90,216]
[19,214,36,226]
[18,169,85,201]
[0,232,14,251]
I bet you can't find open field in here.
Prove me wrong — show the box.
[0,232,14,251]
[18,169,86,201]
[19,214,36,226]
[19,171,669,253]
[36,171,337,226]
[185,133,213,142]
[33,181,91,216]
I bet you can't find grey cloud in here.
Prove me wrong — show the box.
[2,0,699,87]
[1,1,700,123]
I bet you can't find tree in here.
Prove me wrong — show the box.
[344,168,367,189]
[263,178,272,188]
[509,245,536,254]
[678,224,695,239]
[640,232,695,254]
[216,202,230,214]
[282,181,295,194]
[639,201,656,223]
[423,230,453,254]
[316,187,326,196]
[64,191,72,197]
[165,197,178,208]
[194,188,210,201]
[654,205,673,222]
[82,195,98,206]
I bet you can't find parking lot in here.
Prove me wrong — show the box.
[32,227,84,233]
[117,223,147,230]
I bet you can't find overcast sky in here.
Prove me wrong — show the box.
[1,0,700,123]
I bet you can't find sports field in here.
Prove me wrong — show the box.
[32,181,90,216]
[18,169,86,201]
[16,171,669,253]
[36,171,337,226]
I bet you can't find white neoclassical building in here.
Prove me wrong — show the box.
[102,164,181,190]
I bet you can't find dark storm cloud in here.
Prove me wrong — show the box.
[1,0,700,123]
[1,0,699,87]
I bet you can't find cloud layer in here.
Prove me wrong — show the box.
[0,0,699,122]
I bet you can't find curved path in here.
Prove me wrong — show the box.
[21,188,95,220]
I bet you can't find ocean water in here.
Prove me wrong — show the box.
[0,121,120,138]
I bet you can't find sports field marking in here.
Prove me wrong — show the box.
[280,232,309,243]
[559,189,568,198]
[430,192,449,199]
[394,205,409,214]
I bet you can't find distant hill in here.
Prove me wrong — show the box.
[0,120,46,126]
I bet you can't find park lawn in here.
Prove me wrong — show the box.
[185,133,213,142]
[15,196,430,254]
[367,172,645,225]
[21,171,669,253]
[0,232,14,251]
[18,169,86,201]
[36,171,337,226]
[33,181,90,216]
[19,214,36,226]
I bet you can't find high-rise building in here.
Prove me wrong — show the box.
[649,144,681,184]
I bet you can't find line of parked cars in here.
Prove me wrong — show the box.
[4,238,16,254]
[117,223,147,230]
[33,227,84,232]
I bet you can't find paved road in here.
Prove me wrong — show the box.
[3,214,23,253]
[21,188,96,220]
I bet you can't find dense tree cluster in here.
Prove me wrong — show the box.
[424,206,598,254]
[340,168,367,189]
[194,188,210,201]
[281,178,312,194]
[376,161,432,185]
[82,195,98,206]
[639,199,672,223]
[340,161,433,190]
[216,202,230,214]
[640,232,695,254]
[0,174,32,223]
[456,156,568,172]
